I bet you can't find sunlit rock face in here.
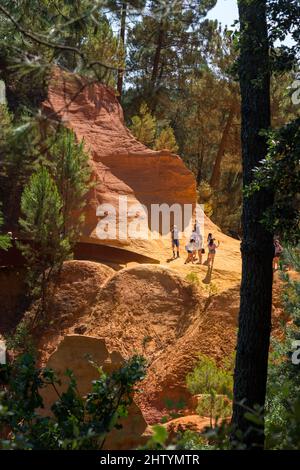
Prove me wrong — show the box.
[43,69,196,261]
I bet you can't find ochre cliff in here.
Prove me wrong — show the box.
[43,69,196,261]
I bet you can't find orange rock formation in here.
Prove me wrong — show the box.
[43,69,196,261]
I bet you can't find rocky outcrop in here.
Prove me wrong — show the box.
[164,415,212,438]
[38,262,203,366]
[43,69,196,261]
[31,260,287,426]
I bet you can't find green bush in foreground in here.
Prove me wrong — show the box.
[186,354,233,427]
[0,353,146,450]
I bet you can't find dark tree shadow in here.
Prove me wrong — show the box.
[202,264,213,284]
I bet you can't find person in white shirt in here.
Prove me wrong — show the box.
[184,239,196,264]
[193,222,203,264]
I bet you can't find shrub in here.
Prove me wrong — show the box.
[0,353,146,450]
[186,272,200,285]
[186,354,233,427]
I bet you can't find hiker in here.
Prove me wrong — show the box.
[184,238,196,264]
[205,233,213,263]
[171,224,180,259]
[192,223,204,264]
[273,238,283,271]
[207,233,213,244]
[208,238,220,268]
[190,228,198,261]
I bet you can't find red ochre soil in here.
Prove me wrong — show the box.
[29,259,286,427]
[0,258,287,442]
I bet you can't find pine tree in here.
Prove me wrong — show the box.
[47,128,91,245]
[0,1,125,86]
[129,102,156,146]
[0,111,43,230]
[126,0,217,112]
[19,166,70,314]
[154,126,178,153]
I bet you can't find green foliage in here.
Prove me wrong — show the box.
[187,355,233,397]
[0,353,146,450]
[140,424,169,450]
[0,208,11,250]
[185,272,200,285]
[197,181,214,218]
[178,249,300,450]
[196,394,231,425]
[129,102,157,146]
[264,246,300,449]
[151,424,168,445]
[176,429,214,450]
[186,354,233,427]
[12,125,91,316]
[5,319,35,356]
[0,1,124,88]
[154,126,178,153]
[0,114,48,229]
[268,0,300,72]
[162,396,186,421]
[246,119,300,244]
[19,166,69,305]
[45,127,91,243]
[78,14,124,85]
[0,103,12,141]
[164,396,186,411]
[163,397,186,421]
[126,0,217,111]
[191,249,300,449]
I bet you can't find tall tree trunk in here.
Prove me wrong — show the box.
[196,139,204,186]
[117,2,127,100]
[231,0,273,449]
[196,160,203,186]
[210,103,236,189]
[151,21,164,86]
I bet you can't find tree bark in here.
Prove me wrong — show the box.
[210,103,236,189]
[231,0,273,449]
[196,139,204,186]
[117,2,127,100]
[151,21,164,86]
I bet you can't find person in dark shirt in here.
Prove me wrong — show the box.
[171,225,180,259]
